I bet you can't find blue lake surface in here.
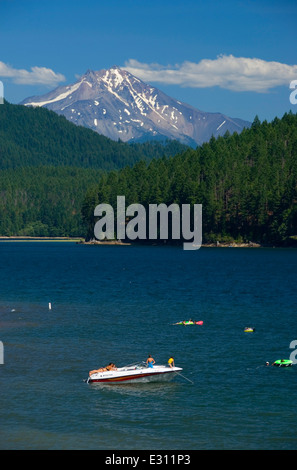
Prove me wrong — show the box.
[0,241,297,450]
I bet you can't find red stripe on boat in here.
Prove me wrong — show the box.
[89,371,172,383]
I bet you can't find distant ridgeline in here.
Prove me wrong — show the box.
[82,112,297,246]
[0,101,188,237]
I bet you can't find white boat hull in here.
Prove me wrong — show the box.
[87,365,183,384]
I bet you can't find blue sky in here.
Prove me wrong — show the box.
[1,0,296,122]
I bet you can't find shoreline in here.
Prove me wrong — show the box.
[78,239,131,245]
[202,241,261,248]
[0,236,83,242]
[0,236,296,248]
[79,239,297,248]
[78,239,280,248]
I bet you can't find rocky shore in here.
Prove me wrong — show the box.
[78,239,131,245]
[202,241,261,248]
[78,238,261,248]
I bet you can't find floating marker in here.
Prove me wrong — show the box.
[49,302,52,310]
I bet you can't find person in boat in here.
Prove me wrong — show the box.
[146,355,155,368]
[168,356,175,368]
[89,362,117,376]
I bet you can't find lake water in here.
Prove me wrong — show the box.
[0,241,297,450]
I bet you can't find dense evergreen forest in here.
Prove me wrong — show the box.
[0,101,187,236]
[82,113,297,246]
[0,100,188,170]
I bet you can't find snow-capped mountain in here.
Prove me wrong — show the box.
[21,66,250,146]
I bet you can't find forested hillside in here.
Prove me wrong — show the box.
[0,101,188,236]
[82,113,297,246]
[0,101,188,170]
[0,167,103,236]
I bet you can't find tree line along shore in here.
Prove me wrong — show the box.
[82,113,297,247]
[0,100,296,247]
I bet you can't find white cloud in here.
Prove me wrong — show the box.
[124,55,297,92]
[0,61,66,86]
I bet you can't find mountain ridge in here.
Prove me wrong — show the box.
[21,66,251,146]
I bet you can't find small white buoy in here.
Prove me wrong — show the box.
[49,302,52,310]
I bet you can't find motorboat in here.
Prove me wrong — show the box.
[86,362,183,384]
